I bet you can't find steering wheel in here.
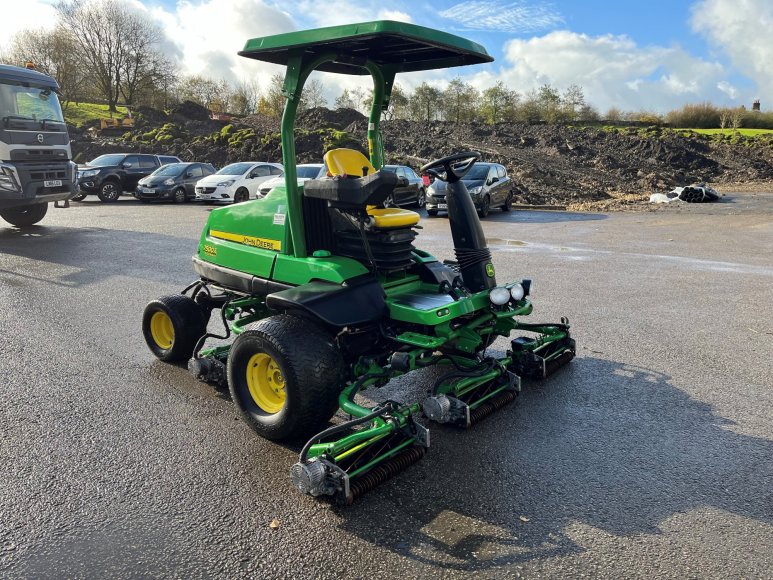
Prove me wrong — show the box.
[420,151,480,183]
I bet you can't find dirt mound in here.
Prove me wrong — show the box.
[297,107,366,130]
[169,100,211,122]
[71,105,773,208]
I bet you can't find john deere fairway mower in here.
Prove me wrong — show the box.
[142,21,575,504]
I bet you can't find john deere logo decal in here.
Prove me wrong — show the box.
[486,263,495,277]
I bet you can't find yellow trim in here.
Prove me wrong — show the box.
[246,353,286,414]
[367,207,420,228]
[150,311,174,350]
[210,229,281,251]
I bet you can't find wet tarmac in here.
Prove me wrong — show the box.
[1,192,771,578]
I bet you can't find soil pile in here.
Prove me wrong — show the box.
[71,105,773,209]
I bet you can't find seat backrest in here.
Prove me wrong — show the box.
[324,148,375,178]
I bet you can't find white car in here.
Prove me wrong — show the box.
[194,162,283,203]
[258,163,326,197]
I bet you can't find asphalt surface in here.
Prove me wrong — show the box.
[1,192,771,579]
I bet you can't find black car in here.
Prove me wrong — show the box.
[74,153,182,202]
[135,162,216,203]
[380,165,426,207]
[426,162,513,217]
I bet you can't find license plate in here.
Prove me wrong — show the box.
[142,187,155,193]
[44,180,62,187]
[438,203,448,210]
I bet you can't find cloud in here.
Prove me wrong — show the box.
[152,0,296,85]
[691,0,773,101]
[439,1,562,33]
[487,30,731,112]
[0,0,58,51]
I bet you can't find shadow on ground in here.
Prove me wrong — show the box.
[332,356,771,571]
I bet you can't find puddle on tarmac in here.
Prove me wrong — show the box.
[486,238,528,247]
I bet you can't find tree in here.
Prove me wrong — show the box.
[536,84,564,123]
[562,84,585,122]
[176,75,220,109]
[441,77,479,123]
[480,81,519,124]
[6,27,87,107]
[232,79,261,116]
[335,88,357,109]
[56,0,167,112]
[515,90,542,124]
[261,74,286,117]
[384,83,409,120]
[304,78,327,109]
[409,82,441,122]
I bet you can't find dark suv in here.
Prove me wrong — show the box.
[74,153,182,202]
[426,162,513,217]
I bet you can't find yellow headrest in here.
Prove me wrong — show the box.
[324,148,375,177]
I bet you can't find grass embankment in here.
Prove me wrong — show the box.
[678,128,773,137]
[63,102,129,127]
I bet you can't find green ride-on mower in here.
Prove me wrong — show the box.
[142,21,575,504]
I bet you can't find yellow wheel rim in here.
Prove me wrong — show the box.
[150,311,174,350]
[246,353,286,414]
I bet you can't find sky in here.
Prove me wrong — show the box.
[4,0,773,113]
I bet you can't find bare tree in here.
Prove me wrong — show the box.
[304,78,327,109]
[730,107,743,130]
[6,27,88,107]
[335,88,357,110]
[231,79,260,116]
[57,0,167,112]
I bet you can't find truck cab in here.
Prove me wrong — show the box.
[0,64,76,226]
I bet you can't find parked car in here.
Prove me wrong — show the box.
[194,161,283,203]
[257,163,326,197]
[134,162,216,203]
[74,153,182,202]
[380,164,426,207]
[426,162,513,217]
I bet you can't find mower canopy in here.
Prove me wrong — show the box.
[239,20,493,74]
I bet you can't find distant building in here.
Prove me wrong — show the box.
[752,99,761,112]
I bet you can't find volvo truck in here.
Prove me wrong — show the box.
[0,64,76,227]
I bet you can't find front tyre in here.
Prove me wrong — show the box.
[173,187,187,204]
[98,181,121,202]
[227,315,345,441]
[0,203,48,227]
[142,294,208,362]
[477,195,491,218]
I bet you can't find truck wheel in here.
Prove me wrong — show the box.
[0,203,48,227]
[142,294,208,362]
[71,192,87,202]
[227,314,345,441]
[98,181,120,202]
[173,187,187,204]
[233,188,249,203]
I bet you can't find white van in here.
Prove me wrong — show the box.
[194,161,283,203]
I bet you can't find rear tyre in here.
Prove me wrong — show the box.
[0,203,48,227]
[227,314,345,441]
[142,295,208,362]
[234,188,249,203]
[97,181,121,202]
[173,187,187,204]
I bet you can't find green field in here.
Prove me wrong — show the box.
[677,128,773,137]
[63,102,129,127]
